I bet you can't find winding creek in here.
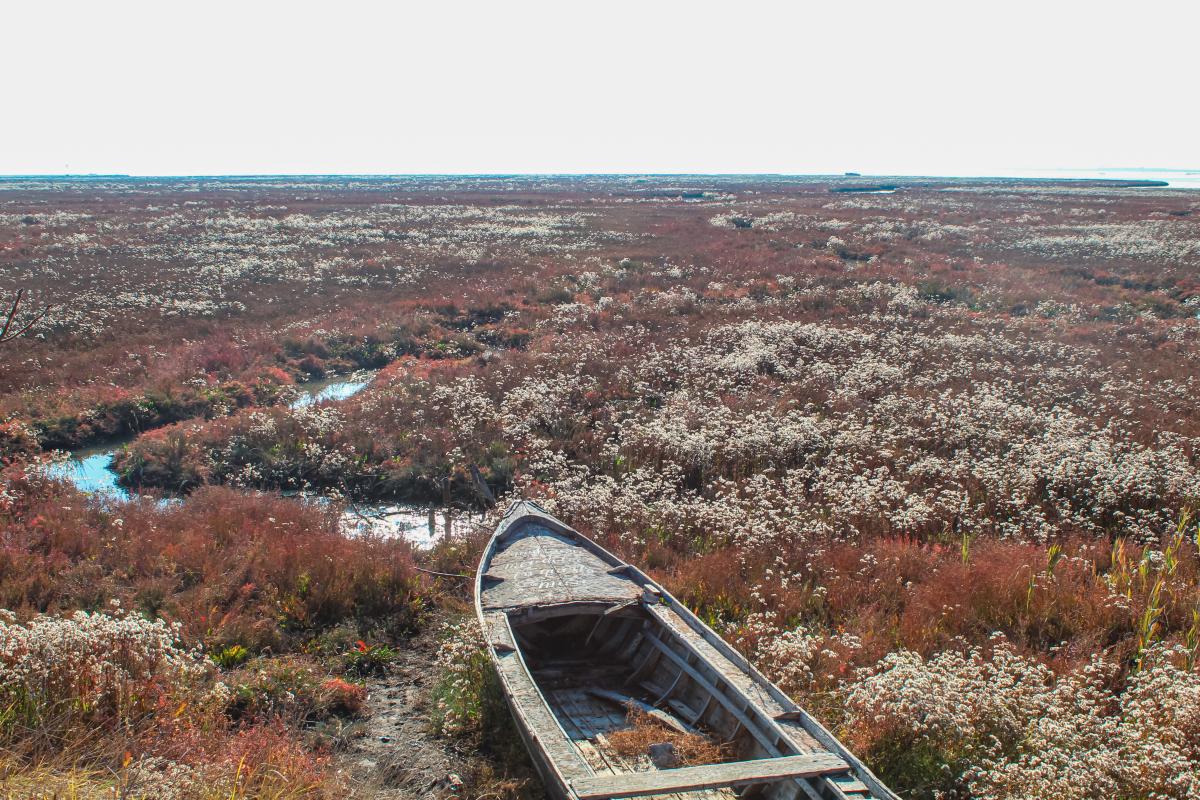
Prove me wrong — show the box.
[42,371,472,548]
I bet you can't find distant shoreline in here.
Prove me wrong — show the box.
[1,173,1196,192]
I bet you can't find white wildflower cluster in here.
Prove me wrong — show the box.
[429,377,498,438]
[842,640,1200,799]
[499,371,596,442]
[289,403,346,437]
[431,617,487,736]
[709,213,746,229]
[0,605,210,722]
[620,393,826,476]
[732,612,862,698]
[515,299,1196,550]
[1010,220,1200,264]
[121,756,203,800]
[245,411,278,438]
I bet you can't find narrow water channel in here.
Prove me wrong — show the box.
[43,434,138,502]
[339,502,479,547]
[288,371,376,407]
[40,371,465,549]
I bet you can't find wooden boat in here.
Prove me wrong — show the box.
[475,500,899,800]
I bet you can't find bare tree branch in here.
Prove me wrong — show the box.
[0,289,51,344]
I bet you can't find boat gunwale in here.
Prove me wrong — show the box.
[499,609,583,788]
[475,506,588,797]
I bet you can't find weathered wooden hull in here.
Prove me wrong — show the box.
[475,500,898,800]
[500,687,573,800]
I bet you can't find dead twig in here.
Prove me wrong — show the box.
[0,289,51,344]
[416,566,471,579]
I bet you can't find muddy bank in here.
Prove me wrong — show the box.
[339,622,545,800]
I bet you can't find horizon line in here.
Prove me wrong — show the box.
[1,168,1197,181]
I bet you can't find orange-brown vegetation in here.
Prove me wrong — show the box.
[605,707,734,767]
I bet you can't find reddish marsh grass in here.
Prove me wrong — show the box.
[0,480,424,650]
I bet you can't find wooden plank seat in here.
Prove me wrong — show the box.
[568,753,850,799]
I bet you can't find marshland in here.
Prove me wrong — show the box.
[2,174,1200,799]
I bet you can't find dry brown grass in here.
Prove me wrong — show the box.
[605,707,733,768]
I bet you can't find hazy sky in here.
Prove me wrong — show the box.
[3,0,1196,176]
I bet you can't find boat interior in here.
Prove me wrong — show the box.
[508,603,872,800]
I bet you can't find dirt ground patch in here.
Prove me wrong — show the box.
[339,622,545,800]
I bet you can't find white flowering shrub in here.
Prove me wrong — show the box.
[842,640,1200,799]
[731,612,862,699]
[0,605,209,736]
[429,617,490,737]
[119,755,204,800]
